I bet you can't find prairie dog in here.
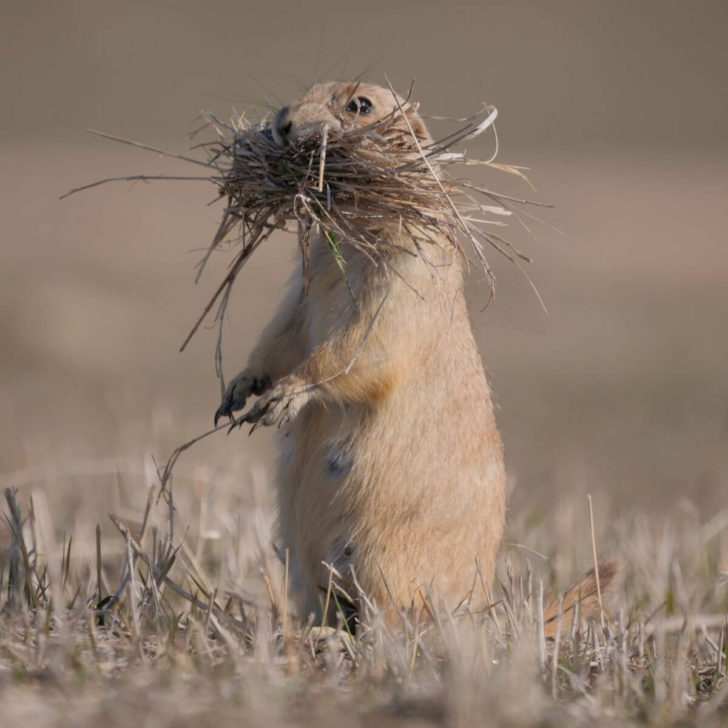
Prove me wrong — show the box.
[216,82,506,622]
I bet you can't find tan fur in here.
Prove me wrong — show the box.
[543,560,621,639]
[217,82,506,623]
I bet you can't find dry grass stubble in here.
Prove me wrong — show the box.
[1,462,727,726]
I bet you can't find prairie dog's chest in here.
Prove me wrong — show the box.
[304,295,330,354]
[304,249,360,354]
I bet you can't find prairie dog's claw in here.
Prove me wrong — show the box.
[230,380,307,431]
[214,403,233,427]
[215,372,271,426]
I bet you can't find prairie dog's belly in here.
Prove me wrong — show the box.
[275,402,363,595]
[273,246,505,616]
[275,363,505,613]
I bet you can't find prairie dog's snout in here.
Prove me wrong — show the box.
[271,100,333,146]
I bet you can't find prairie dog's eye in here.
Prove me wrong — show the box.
[346,96,373,115]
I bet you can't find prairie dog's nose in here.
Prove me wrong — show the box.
[272,106,292,146]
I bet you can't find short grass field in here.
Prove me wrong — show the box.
[1,454,727,728]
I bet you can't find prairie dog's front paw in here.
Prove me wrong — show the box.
[214,371,271,425]
[233,379,311,431]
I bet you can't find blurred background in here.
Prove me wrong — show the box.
[1,0,726,545]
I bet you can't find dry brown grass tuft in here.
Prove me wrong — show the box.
[180,95,544,351]
[62,91,547,356]
[1,474,726,727]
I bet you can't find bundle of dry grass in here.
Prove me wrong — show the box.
[182,94,544,349]
[63,87,549,353]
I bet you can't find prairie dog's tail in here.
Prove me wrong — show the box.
[543,560,620,639]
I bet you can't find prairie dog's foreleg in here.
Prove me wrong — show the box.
[215,278,306,424]
[235,312,399,429]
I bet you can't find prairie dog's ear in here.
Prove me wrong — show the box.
[408,116,429,142]
[404,102,431,143]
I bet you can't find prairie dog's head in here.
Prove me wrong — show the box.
[271,82,432,146]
